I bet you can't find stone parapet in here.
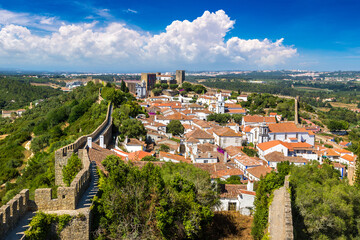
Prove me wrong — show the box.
[55,103,112,185]
[0,189,29,237]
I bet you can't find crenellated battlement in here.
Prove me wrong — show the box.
[0,189,29,237]
[35,149,91,211]
[55,103,112,185]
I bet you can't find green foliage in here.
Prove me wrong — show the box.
[242,147,258,157]
[161,83,169,89]
[216,175,243,185]
[180,82,207,94]
[159,144,170,152]
[170,84,178,90]
[326,120,349,131]
[355,159,360,186]
[207,113,231,124]
[0,83,107,204]
[166,120,185,136]
[118,119,147,140]
[62,153,82,187]
[290,162,360,240]
[324,144,333,148]
[141,155,159,162]
[25,212,72,239]
[152,88,163,96]
[251,162,289,240]
[96,157,218,239]
[0,77,60,110]
[120,80,129,93]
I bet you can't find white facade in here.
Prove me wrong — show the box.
[125,144,144,153]
[257,144,289,159]
[214,135,242,148]
[269,132,315,146]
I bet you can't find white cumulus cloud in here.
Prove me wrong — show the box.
[0,10,297,71]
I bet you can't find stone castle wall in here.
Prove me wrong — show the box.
[55,103,112,185]
[0,189,29,237]
[283,176,294,240]
[35,149,91,211]
[36,103,112,211]
[268,176,293,240]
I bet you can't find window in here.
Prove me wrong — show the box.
[204,160,208,163]
[228,202,237,211]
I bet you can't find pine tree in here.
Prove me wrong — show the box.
[120,80,129,93]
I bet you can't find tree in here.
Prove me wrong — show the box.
[327,120,349,131]
[159,144,170,152]
[170,84,178,90]
[119,119,147,140]
[166,120,185,136]
[62,153,82,186]
[96,158,218,239]
[181,82,193,92]
[152,88,162,96]
[141,155,158,161]
[120,80,129,93]
[161,83,169,89]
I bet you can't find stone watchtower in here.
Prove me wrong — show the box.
[176,70,185,85]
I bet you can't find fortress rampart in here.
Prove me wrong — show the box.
[0,190,29,237]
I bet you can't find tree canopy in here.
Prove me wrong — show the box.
[166,120,185,136]
[95,157,219,239]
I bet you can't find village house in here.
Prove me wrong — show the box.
[212,127,243,148]
[124,137,145,152]
[242,115,277,127]
[217,182,255,216]
[245,165,273,181]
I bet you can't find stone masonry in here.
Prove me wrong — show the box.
[0,190,30,237]
[268,175,293,240]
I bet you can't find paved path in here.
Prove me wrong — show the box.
[269,186,286,240]
[4,211,35,240]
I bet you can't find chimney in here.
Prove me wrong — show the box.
[100,135,105,148]
[125,136,128,144]
[139,137,142,141]
[224,152,228,163]
[208,152,211,158]
[247,180,254,191]
[87,137,92,149]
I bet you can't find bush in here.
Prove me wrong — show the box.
[62,153,82,186]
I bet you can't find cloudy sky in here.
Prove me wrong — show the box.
[0,0,359,72]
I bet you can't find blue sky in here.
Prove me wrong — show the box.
[0,0,359,72]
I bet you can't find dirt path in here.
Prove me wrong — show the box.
[269,186,286,240]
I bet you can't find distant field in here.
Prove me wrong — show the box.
[30,82,60,89]
[294,86,331,92]
[330,102,357,109]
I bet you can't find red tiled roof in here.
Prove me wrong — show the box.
[243,115,276,123]
[268,122,308,133]
[213,127,242,137]
[246,165,273,179]
[159,151,191,163]
[128,151,155,161]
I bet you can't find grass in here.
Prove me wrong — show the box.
[330,102,357,110]
[294,86,332,92]
[202,211,253,240]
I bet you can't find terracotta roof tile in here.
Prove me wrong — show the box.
[246,165,273,179]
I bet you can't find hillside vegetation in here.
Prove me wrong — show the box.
[0,82,107,204]
[0,77,61,110]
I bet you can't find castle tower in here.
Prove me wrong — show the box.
[216,93,225,114]
[176,70,185,85]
